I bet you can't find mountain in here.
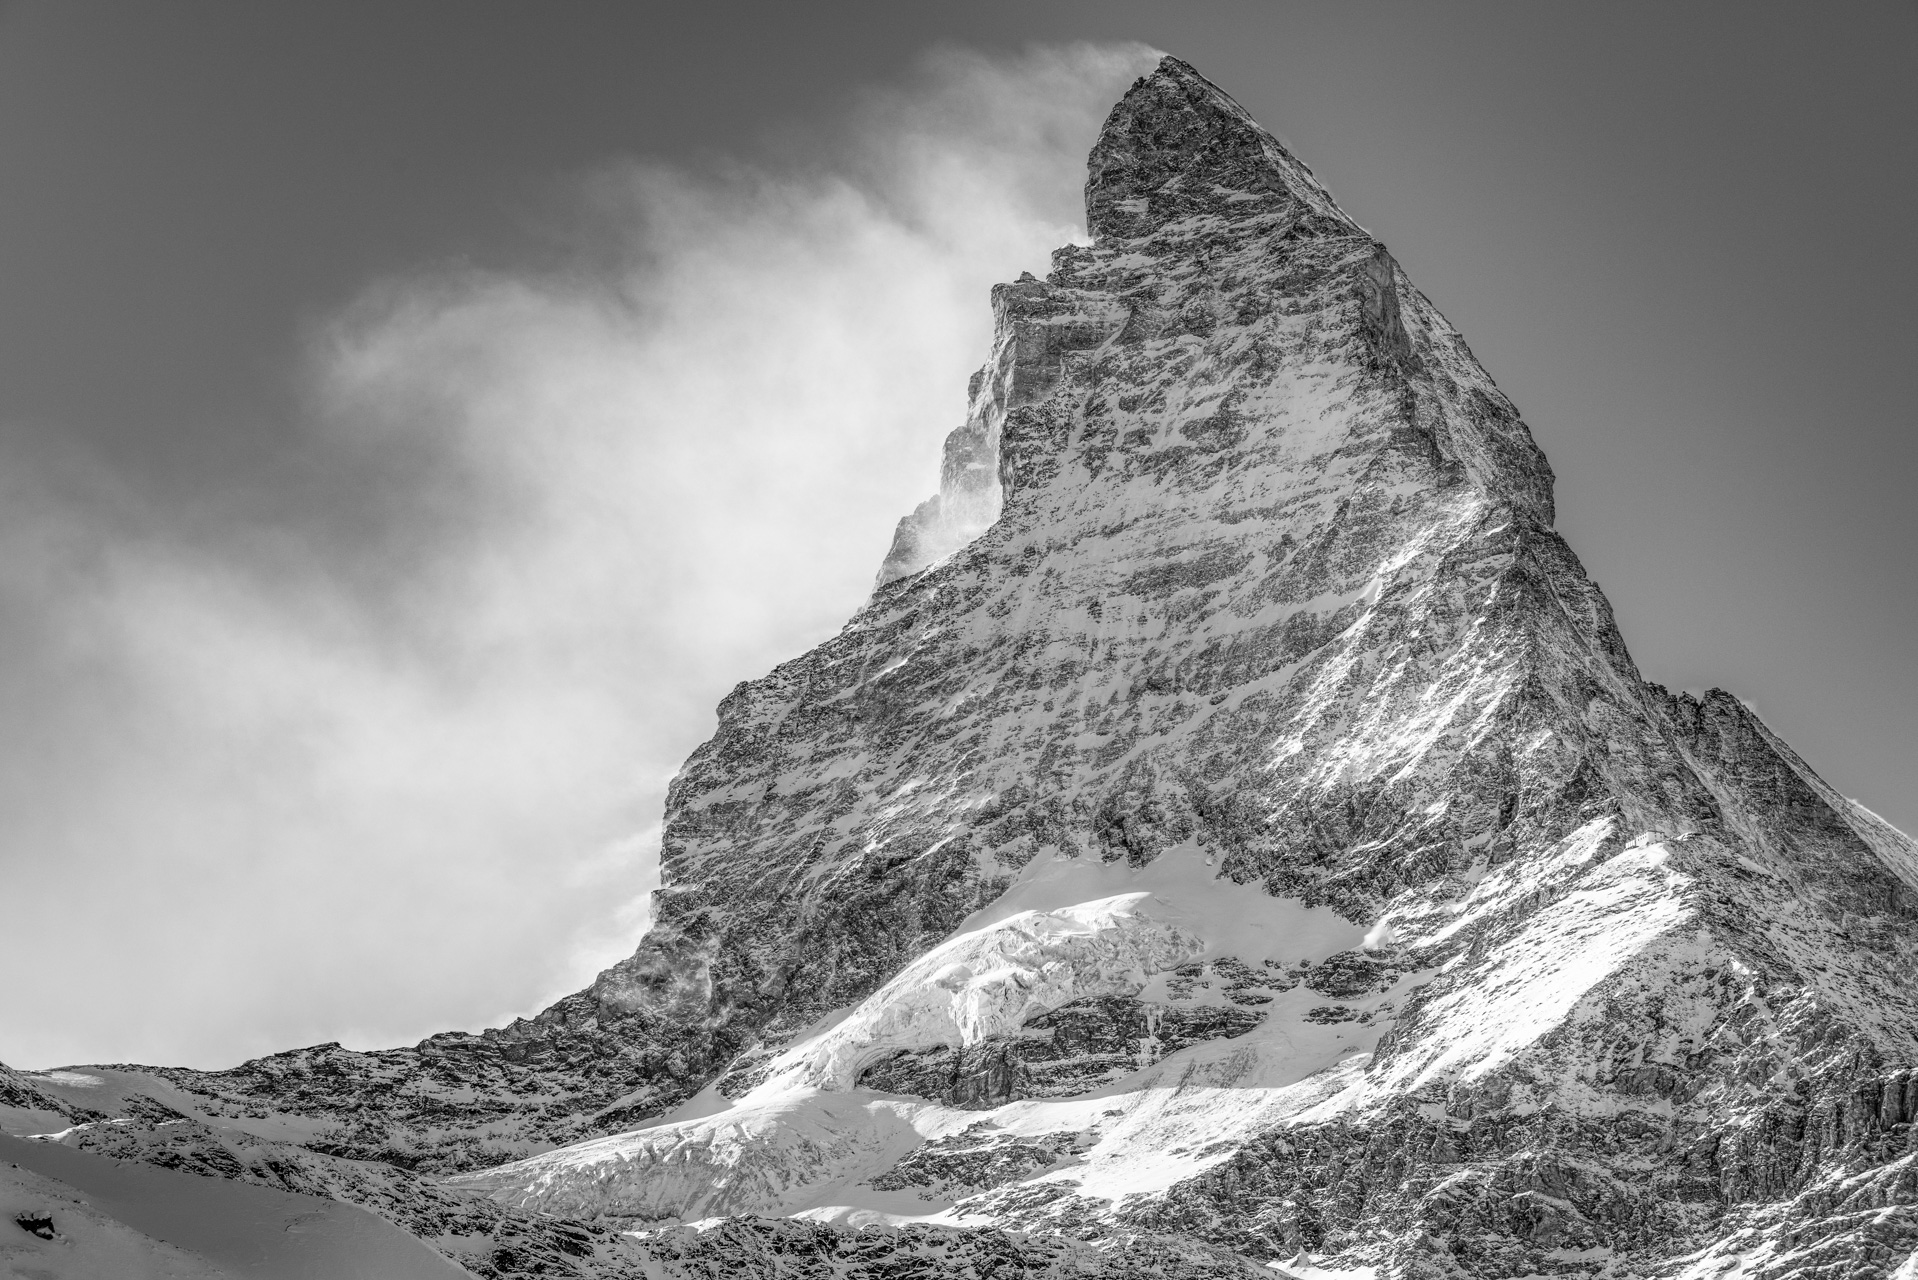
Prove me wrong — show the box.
[6,55,1916,1280]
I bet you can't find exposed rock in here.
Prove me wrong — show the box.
[13,1212,56,1241]
[866,1122,1090,1199]
[855,995,1267,1107]
[626,1218,1267,1278]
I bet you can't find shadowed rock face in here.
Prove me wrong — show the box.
[21,56,1918,1280]
[1084,57,1353,243]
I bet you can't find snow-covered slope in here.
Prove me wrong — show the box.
[0,1132,466,1279]
[19,55,1916,1280]
[2,1159,231,1280]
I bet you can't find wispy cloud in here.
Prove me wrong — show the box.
[0,42,1155,1069]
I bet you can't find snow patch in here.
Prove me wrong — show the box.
[1268,1252,1379,1280]
[958,841,1367,968]
[1361,836,1690,1097]
[457,848,1386,1224]
[751,891,1203,1097]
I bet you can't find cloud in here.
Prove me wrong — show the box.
[0,42,1156,1069]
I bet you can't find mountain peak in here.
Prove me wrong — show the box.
[40,56,1918,1280]
[1085,54,1353,241]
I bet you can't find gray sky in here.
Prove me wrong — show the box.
[2,1,1911,1069]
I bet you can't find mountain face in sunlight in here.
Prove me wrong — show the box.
[6,56,1916,1280]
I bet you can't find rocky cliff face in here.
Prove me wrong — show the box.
[6,56,1914,1280]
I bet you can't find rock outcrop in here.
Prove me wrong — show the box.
[6,56,1913,1280]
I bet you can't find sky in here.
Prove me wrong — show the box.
[0,1,1911,1070]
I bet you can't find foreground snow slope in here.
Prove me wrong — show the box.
[1,1160,231,1280]
[19,55,1917,1280]
[0,1132,467,1279]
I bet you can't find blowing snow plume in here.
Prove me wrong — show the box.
[0,42,1159,1070]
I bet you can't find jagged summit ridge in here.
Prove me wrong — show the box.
[876,56,1377,588]
[9,56,1916,1280]
[877,54,1549,588]
[1085,56,1354,242]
